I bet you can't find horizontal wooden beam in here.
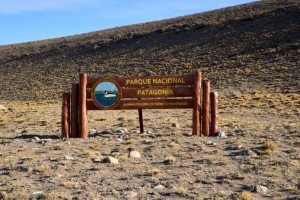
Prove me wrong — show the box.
[87,74,194,88]
[87,98,193,110]
[86,86,194,99]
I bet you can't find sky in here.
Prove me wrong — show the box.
[0,0,258,45]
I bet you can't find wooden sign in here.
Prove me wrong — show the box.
[86,74,196,111]
[61,71,219,138]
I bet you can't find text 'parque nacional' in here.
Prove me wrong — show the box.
[126,77,186,85]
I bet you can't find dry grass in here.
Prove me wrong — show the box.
[62,181,81,189]
[262,141,276,154]
[239,191,253,200]
[148,168,162,175]
[164,155,176,164]
[175,186,188,194]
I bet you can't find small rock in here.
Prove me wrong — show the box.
[206,140,217,146]
[115,129,127,134]
[0,105,7,111]
[252,185,268,194]
[218,131,227,138]
[153,184,165,190]
[124,191,138,198]
[92,157,103,163]
[21,130,27,134]
[142,140,153,144]
[64,156,74,160]
[89,129,97,135]
[30,191,44,199]
[33,136,40,141]
[245,150,257,157]
[102,156,119,164]
[171,123,180,128]
[128,150,141,159]
[56,174,63,178]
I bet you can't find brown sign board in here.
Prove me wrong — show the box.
[61,70,219,139]
[86,75,196,111]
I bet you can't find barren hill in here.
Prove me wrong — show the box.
[1,1,300,199]
[0,0,299,101]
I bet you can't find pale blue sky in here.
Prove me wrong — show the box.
[0,0,258,45]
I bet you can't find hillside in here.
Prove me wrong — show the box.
[0,0,299,101]
[1,1,300,199]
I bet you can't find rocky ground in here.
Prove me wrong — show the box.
[0,0,300,199]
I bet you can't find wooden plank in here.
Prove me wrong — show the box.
[71,84,79,138]
[79,73,88,138]
[210,92,219,136]
[87,98,194,110]
[86,86,194,100]
[192,71,202,136]
[61,93,70,138]
[202,81,210,136]
[87,74,194,88]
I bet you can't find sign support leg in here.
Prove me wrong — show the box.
[202,81,210,136]
[192,71,202,136]
[138,109,144,133]
[61,93,70,138]
[71,83,79,138]
[79,73,88,138]
[210,92,219,136]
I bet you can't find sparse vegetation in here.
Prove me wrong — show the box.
[240,191,253,200]
[262,141,276,154]
[0,0,299,199]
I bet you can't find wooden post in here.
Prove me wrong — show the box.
[202,81,210,136]
[61,93,70,138]
[79,73,88,138]
[138,109,144,133]
[71,83,79,138]
[192,71,202,136]
[210,92,219,136]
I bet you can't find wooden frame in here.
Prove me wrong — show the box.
[61,71,219,138]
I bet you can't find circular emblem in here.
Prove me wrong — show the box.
[92,79,122,109]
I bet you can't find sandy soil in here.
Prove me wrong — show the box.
[0,96,299,199]
[0,1,299,199]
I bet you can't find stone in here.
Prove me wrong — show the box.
[206,140,217,146]
[171,123,180,128]
[128,150,141,159]
[64,156,74,160]
[245,150,257,157]
[30,191,44,199]
[89,129,97,135]
[92,157,103,163]
[102,156,119,164]
[252,185,268,194]
[153,184,165,190]
[115,129,126,134]
[124,191,138,198]
[218,131,227,138]
[0,105,7,111]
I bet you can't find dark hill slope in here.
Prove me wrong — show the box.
[0,0,299,101]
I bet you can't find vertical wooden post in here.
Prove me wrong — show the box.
[202,81,210,136]
[71,83,79,138]
[79,73,88,138]
[192,71,202,136]
[210,92,219,136]
[138,109,144,133]
[61,93,70,138]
